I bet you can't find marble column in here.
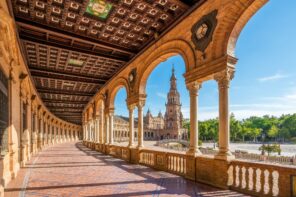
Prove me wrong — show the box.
[105,114,109,144]
[214,69,235,160]
[109,109,114,144]
[38,117,43,148]
[100,108,104,144]
[128,105,135,147]
[186,82,202,156]
[95,117,100,143]
[137,102,144,148]
[33,112,38,152]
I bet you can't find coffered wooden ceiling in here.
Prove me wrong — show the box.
[9,0,202,125]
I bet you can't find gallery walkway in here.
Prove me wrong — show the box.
[5,142,248,197]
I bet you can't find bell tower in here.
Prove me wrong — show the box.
[164,66,184,139]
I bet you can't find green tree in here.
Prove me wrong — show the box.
[267,125,279,141]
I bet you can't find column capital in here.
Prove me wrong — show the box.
[104,107,114,115]
[214,67,235,88]
[137,100,145,109]
[128,104,136,111]
[186,81,202,94]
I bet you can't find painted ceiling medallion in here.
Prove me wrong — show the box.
[191,10,218,52]
[86,0,112,20]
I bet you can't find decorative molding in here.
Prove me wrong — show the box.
[214,67,235,89]
[128,68,137,93]
[191,10,218,52]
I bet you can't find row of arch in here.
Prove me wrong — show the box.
[0,5,82,189]
[83,0,268,160]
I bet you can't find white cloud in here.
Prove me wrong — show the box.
[258,73,288,82]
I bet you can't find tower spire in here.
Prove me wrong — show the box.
[170,64,177,90]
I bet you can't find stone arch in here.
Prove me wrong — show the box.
[211,0,268,59]
[138,39,195,95]
[108,77,129,109]
[94,95,105,116]
[88,107,94,121]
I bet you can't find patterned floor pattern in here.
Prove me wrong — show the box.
[5,142,249,197]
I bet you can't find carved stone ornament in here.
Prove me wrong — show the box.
[191,10,218,52]
[214,68,235,89]
[128,68,137,92]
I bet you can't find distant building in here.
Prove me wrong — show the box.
[114,67,188,142]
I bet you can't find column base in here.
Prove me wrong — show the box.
[186,147,202,157]
[128,143,135,148]
[214,151,235,161]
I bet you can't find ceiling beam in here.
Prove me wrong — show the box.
[42,99,88,104]
[31,69,105,85]
[29,66,109,82]
[21,35,128,62]
[16,20,135,57]
[37,88,95,97]
[47,106,84,109]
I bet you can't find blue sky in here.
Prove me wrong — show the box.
[115,0,296,120]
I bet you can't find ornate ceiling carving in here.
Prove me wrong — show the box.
[10,0,200,124]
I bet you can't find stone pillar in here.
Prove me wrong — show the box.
[100,108,104,144]
[42,120,47,146]
[33,113,38,153]
[109,109,114,144]
[95,117,100,143]
[186,82,202,156]
[48,124,51,145]
[128,105,135,147]
[214,68,235,160]
[38,117,43,149]
[88,122,91,141]
[105,114,109,144]
[137,102,144,148]
[82,125,84,141]
[86,123,89,141]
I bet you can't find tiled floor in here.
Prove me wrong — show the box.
[5,142,248,197]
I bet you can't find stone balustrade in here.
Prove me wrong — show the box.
[228,160,296,197]
[83,141,296,197]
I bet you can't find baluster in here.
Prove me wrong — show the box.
[241,167,246,189]
[184,157,186,174]
[263,169,270,195]
[255,168,261,193]
[243,166,248,189]
[180,157,183,173]
[272,171,279,196]
[248,167,253,191]
[176,156,179,172]
[173,156,176,172]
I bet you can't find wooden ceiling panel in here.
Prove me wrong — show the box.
[10,0,203,124]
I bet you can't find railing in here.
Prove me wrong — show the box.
[228,160,296,197]
[234,152,296,165]
[83,141,296,197]
[167,153,187,175]
[139,149,188,176]
[156,139,189,146]
[159,145,296,166]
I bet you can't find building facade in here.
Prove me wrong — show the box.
[114,67,187,141]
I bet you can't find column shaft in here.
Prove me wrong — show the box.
[138,104,144,148]
[128,106,134,147]
[187,83,201,156]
